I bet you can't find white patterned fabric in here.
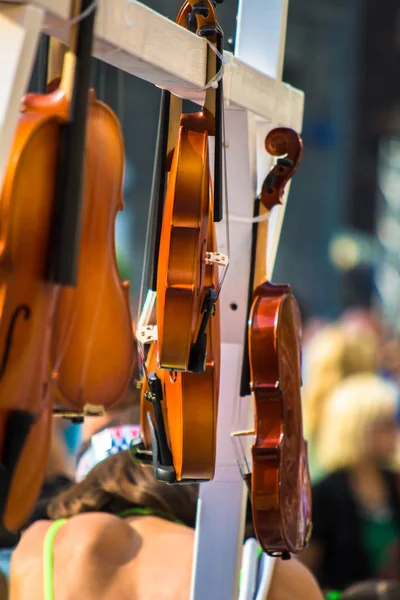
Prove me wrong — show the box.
[75,425,141,482]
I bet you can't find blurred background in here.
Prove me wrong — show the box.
[30,0,400,326]
[30,0,400,327]
[21,1,400,595]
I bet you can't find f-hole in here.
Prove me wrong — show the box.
[0,305,31,379]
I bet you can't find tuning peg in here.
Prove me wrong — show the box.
[193,1,209,17]
[198,23,217,38]
[187,12,198,33]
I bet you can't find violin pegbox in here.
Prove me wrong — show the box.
[260,127,303,212]
[179,0,218,38]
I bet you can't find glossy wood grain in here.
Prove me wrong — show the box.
[50,90,135,410]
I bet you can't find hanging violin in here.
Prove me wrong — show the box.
[236,128,312,557]
[134,206,220,483]
[0,0,96,539]
[45,40,134,414]
[132,0,224,483]
[156,0,224,374]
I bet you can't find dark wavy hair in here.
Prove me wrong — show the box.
[48,450,198,528]
[342,581,400,599]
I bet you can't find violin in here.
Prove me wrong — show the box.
[49,85,135,412]
[0,0,96,538]
[135,210,220,483]
[238,128,312,557]
[132,2,223,482]
[156,0,223,374]
[163,205,220,481]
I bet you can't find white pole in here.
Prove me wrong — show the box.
[190,2,294,599]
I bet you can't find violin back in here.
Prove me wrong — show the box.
[249,283,312,554]
[164,212,220,481]
[50,94,135,410]
[156,126,210,372]
[0,104,63,414]
[2,389,53,532]
[0,103,64,527]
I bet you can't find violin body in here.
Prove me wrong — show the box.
[0,88,68,532]
[156,127,210,371]
[0,96,64,413]
[156,0,218,373]
[249,281,312,554]
[1,385,53,533]
[164,214,220,480]
[139,209,220,482]
[50,90,135,410]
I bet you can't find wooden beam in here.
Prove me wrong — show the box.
[0,3,44,191]
[5,0,304,122]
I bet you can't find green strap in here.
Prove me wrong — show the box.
[42,509,184,599]
[118,506,184,526]
[43,519,67,600]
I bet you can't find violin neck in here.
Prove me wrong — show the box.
[253,204,269,289]
[212,30,223,223]
[46,0,96,285]
[48,37,66,86]
[145,90,172,293]
[239,197,261,397]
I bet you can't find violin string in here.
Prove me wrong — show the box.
[43,0,98,35]
[229,213,270,224]
[215,36,230,298]
[155,37,227,96]
[66,0,98,26]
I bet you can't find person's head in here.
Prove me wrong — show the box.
[316,373,399,473]
[341,580,400,599]
[48,449,198,528]
[302,323,378,444]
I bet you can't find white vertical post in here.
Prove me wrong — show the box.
[0,3,44,192]
[236,0,297,280]
[190,109,256,600]
[235,0,288,81]
[190,2,292,599]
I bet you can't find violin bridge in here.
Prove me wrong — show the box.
[137,325,158,344]
[205,251,229,267]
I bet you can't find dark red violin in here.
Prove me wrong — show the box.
[238,128,312,556]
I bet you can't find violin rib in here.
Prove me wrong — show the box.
[156,127,210,371]
[164,211,220,481]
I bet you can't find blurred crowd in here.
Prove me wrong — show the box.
[298,306,400,596]
[3,306,400,599]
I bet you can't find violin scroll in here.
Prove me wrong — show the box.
[261,127,303,211]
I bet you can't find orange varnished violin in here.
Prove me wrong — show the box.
[156,0,223,374]
[237,128,312,557]
[163,206,220,481]
[49,83,135,412]
[0,0,96,538]
[132,2,223,481]
[139,204,220,483]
